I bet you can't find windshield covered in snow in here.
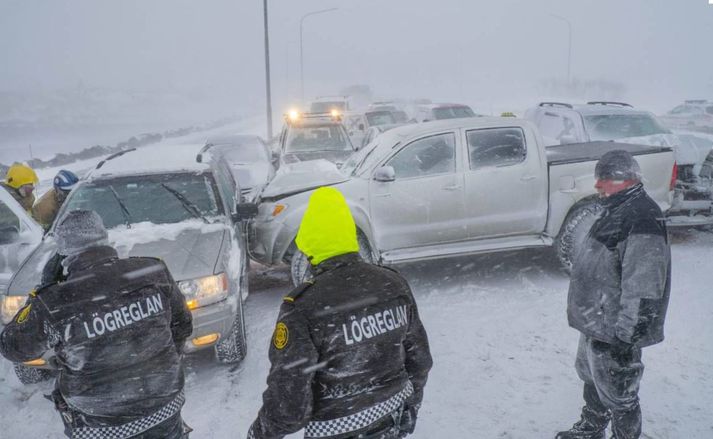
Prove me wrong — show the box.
[61,173,223,229]
[365,111,396,126]
[432,106,476,119]
[584,114,670,140]
[285,123,352,153]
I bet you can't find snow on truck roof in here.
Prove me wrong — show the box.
[90,143,210,179]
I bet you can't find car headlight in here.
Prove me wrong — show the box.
[1,295,28,325]
[178,273,228,310]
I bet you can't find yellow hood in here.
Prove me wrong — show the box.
[295,187,359,266]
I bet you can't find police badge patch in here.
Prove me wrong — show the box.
[273,322,289,350]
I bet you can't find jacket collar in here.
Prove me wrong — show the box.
[312,252,362,276]
[602,182,644,211]
[64,245,118,275]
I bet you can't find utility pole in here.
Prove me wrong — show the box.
[300,8,339,104]
[263,0,273,139]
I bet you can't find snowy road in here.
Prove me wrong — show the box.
[1,230,712,438]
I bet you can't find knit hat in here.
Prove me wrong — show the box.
[595,150,641,181]
[55,210,109,256]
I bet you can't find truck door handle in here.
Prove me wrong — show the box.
[520,175,537,181]
[443,184,462,191]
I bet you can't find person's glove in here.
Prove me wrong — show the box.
[40,252,65,286]
[610,337,634,363]
[398,404,420,436]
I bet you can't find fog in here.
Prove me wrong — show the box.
[1,0,712,161]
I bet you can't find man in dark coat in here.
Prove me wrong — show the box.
[557,150,671,439]
[248,187,433,439]
[0,210,194,438]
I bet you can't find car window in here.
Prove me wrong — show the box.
[538,111,577,143]
[584,114,670,140]
[433,106,475,119]
[62,173,223,229]
[285,124,352,152]
[387,133,456,179]
[0,197,21,238]
[365,111,396,126]
[214,163,237,208]
[467,128,527,169]
[310,101,346,113]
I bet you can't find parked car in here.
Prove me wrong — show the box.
[310,96,351,114]
[0,189,43,297]
[2,144,255,383]
[659,100,713,131]
[415,103,478,122]
[249,117,676,286]
[202,134,277,202]
[277,112,357,167]
[525,101,713,225]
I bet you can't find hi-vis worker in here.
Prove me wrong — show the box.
[0,210,193,439]
[248,187,433,439]
[1,163,39,212]
[33,169,79,229]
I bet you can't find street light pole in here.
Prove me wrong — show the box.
[263,0,273,140]
[550,14,572,84]
[300,8,339,104]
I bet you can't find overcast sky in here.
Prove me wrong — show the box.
[1,0,712,114]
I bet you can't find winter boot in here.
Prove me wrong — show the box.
[555,407,610,439]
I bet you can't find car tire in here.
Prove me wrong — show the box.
[215,277,247,364]
[555,201,602,274]
[13,363,53,385]
[290,232,374,286]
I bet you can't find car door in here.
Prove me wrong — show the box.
[0,189,42,294]
[369,132,467,251]
[462,126,548,239]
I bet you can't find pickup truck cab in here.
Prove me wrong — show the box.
[525,101,713,225]
[250,118,676,285]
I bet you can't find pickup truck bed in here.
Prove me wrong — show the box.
[546,141,673,166]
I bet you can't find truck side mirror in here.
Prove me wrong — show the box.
[373,166,396,182]
[233,203,258,222]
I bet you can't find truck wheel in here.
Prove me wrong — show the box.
[290,233,374,286]
[555,202,602,274]
[215,279,247,364]
[13,363,53,385]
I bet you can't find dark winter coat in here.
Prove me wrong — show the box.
[248,253,433,439]
[567,183,671,347]
[0,245,193,435]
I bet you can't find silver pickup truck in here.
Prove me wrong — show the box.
[249,118,676,285]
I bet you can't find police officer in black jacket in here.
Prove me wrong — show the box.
[248,187,433,439]
[0,210,193,439]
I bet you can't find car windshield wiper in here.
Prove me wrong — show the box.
[108,185,132,228]
[160,183,210,224]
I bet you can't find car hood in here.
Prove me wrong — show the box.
[6,220,228,296]
[261,159,349,199]
[615,133,699,165]
[282,150,353,165]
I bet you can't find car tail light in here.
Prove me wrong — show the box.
[670,162,678,191]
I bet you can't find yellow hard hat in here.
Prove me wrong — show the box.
[5,163,39,189]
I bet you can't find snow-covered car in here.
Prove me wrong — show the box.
[249,117,676,285]
[309,96,351,114]
[525,101,713,225]
[202,134,277,202]
[659,100,713,131]
[415,103,478,122]
[0,189,43,297]
[277,112,356,167]
[2,144,255,383]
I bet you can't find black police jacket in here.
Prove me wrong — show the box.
[249,253,433,439]
[0,246,193,427]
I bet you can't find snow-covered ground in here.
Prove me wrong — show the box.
[1,228,711,438]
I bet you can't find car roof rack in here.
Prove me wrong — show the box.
[538,102,573,109]
[587,101,633,108]
[95,148,137,170]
